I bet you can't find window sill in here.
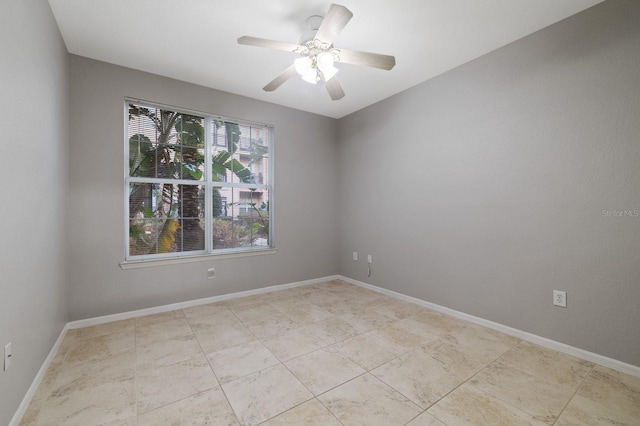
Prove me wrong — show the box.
[119,248,277,269]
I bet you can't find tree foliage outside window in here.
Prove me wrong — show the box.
[126,101,272,261]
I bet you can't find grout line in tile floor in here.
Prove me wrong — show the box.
[549,363,595,426]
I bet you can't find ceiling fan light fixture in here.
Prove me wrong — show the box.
[319,65,338,81]
[301,69,319,84]
[294,56,313,75]
[317,51,335,68]
[238,3,395,99]
[294,57,319,84]
[317,51,339,81]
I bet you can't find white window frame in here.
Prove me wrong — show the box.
[121,99,275,268]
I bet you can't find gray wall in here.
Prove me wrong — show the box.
[0,1,69,423]
[67,56,339,320]
[337,0,640,366]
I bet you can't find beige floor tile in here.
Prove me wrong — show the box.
[305,316,359,344]
[373,320,432,350]
[36,377,135,426]
[71,319,134,341]
[432,323,519,364]
[133,310,185,327]
[136,332,203,371]
[19,358,66,425]
[109,418,137,426]
[261,398,341,425]
[469,361,576,423]
[275,285,321,298]
[422,337,492,376]
[135,317,193,346]
[370,299,425,319]
[405,412,447,425]
[260,327,329,361]
[137,387,239,425]
[555,393,639,426]
[183,302,236,326]
[223,293,278,309]
[136,354,217,414]
[313,280,351,291]
[222,364,313,425]
[246,315,301,340]
[410,309,467,335]
[371,346,472,409]
[207,339,280,384]
[427,383,548,426]
[338,309,394,334]
[193,321,256,353]
[333,330,407,370]
[318,373,422,426]
[314,298,367,316]
[268,295,303,312]
[299,291,344,309]
[53,349,136,396]
[280,302,335,325]
[19,403,42,426]
[64,329,135,364]
[391,317,444,343]
[187,314,243,333]
[576,365,640,419]
[229,302,283,325]
[285,347,366,395]
[344,292,389,311]
[498,341,593,390]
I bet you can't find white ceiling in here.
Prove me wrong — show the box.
[48,0,602,119]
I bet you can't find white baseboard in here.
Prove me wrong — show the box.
[337,275,640,378]
[9,325,70,426]
[67,275,341,329]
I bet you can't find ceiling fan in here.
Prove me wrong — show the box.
[238,3,396,100]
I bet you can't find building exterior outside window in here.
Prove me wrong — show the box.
[125,101,272,261]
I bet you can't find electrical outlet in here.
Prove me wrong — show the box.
[367,255,372,264]
[4,342,11,372]
[207,268,215,279]
[352,252,358,261]
[553,290,567,308]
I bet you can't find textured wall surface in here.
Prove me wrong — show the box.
[337,0,640,366]
[0,1,69,423]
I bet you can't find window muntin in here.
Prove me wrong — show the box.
[126,101,272,261]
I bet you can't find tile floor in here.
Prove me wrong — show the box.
[20,280,640,425]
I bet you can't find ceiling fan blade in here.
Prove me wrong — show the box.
[314,4,353,45]
[337,49,396,70]
[324,76,345,100]
[263,64,297,92]
[238,36,300,52]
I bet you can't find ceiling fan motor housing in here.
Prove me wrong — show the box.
[299,15,324,44]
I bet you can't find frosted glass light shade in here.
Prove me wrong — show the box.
[317,52,338,81]
[294,57,313,75]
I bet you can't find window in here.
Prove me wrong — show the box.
[125,101,272,262]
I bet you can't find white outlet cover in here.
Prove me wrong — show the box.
[4,342,11,371]
[553,290,567,308]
